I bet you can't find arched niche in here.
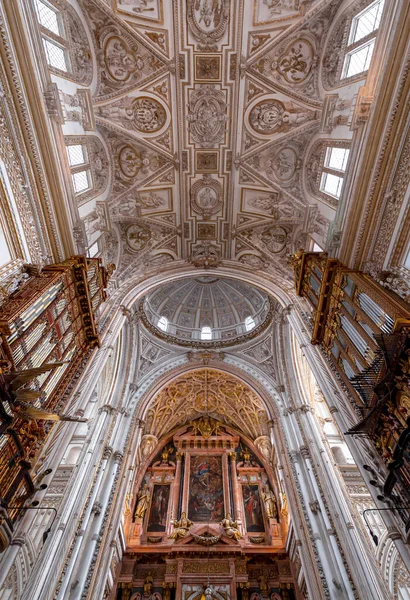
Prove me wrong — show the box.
[117,368,301,600]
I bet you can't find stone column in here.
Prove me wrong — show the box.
[171,452,183,521]
[68,450,123,600]
[229,452,244,532]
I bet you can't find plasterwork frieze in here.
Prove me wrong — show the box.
[253,0,300,26]
[95,96,168,134]
[116,0,164,23]
[250,0,340,101]
[247,97,316,136]
[79,0,168,100]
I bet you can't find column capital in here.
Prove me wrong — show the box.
[114,451,124,464]
[103,446,113,459]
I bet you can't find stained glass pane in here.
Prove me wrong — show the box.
[66,145,85,167]
[72,170,90,194]
[350,0,384,44]
[34,0,61,36]
[42,38,68,72]
[342,40,375,78]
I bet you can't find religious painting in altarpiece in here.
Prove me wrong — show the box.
[147,484,170,532]
[242,483,264,532]
[188,455,224,522]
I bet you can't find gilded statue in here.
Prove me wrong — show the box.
[134,484,150,519]
[169,512,193,540]
[143,573,153,596]
[259,575,268,596]
[240,447,253,466]
[262,485,278,519]
[220,513,242,541]
[161,445,174,464]
[281,492,288,518]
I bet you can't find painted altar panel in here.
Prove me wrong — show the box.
[242,484,264,532]
[188,455,224,522]
[147,484,170,532]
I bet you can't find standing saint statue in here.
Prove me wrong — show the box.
[134,484,150,519]
[262,485,278,519]
[220,513,242,541]
[169,512,193,540]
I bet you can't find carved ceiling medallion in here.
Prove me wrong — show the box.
[191,175,223,218]
[188,87,228,147]
[126,223,151,252]
[270,147,299,181]
[276,39,314,84]
[187,0,230,44]
[260,226,287,254]
[118,145,145,180]
[132,97,167,132]
[104,36,145,83]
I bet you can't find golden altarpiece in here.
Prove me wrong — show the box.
[117,413,295,600]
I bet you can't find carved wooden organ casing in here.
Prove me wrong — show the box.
[0,256,108,529]
[293,251,410,532]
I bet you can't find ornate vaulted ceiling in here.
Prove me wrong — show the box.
[81,0,337,284]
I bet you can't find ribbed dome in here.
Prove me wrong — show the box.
[140,277,273,347]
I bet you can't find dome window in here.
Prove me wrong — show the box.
[201,326,212,340]
[245,316,256,332]
[158,316,168,332]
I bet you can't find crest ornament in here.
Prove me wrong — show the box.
[104,36,144,83]
[188,87,228,147]
[249,99,313,134]
[260,226,287,254]
[186,0,230,45]
[276,39,314,84]
[191,176,223,218]
[97,97,167,133]
[126,224,151,252]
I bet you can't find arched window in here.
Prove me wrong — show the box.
[342,0,385,79]
[33,0,92,85]
[323,0,385,89]
[158,316,168,332]
[245,316,255,332]
[66,144,91,195]
[34,0,68,72]
[201,326,212,340]
[306,141,351,208]
[319,147,350,200]
[65,137,109,205]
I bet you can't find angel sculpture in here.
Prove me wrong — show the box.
[220,513,242,541]
[169,512,193,540]
[0,363,87,422]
